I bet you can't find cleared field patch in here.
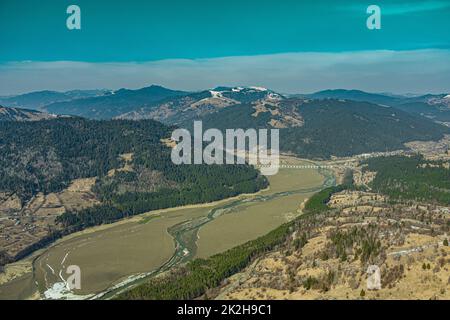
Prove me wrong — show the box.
[0,193,22,212]
[58,178,99,211]
[0,179,99,260]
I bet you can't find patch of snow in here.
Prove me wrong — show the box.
[209,90,223,98]
[266,92,283,101]
[44,282,92,300]
[249,86,268,92]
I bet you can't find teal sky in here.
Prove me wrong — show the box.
[0,0,449,94]
[1,0,449,62]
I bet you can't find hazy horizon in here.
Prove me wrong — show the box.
[1,49,449,96]
[1,82,448,98]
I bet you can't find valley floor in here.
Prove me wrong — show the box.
[0,156,330,299]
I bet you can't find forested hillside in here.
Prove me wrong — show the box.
[303,89,450,123]
[364,155,450,204]
[0,118,266,206]
[0,118,168,201]
[199,99,449,158]
[58,164,267,230]
[394,102,450,122]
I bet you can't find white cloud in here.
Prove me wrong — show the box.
[0,49,449,95]
[344,1,450,15]
[382,1,450,15]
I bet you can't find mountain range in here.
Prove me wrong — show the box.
[1,85,449,159]
[2,86,449,122]
[44,86,187,119]
[0,89,107,111]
